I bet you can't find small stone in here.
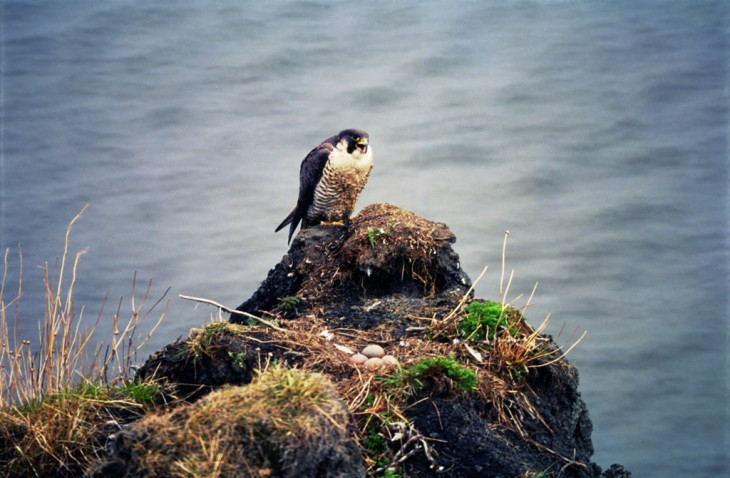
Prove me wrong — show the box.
[364,357,384,369]
[350,353,368,365]
[362,344,385,358]
[381,355,398,366]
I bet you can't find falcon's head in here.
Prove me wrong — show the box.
[337,129,370,156]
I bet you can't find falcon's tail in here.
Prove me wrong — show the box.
[275,206,299,244]
[275,206,296,232]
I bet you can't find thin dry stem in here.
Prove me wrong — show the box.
[179,294,286,332]
[432,264,488,331]
[1,206,169,407]
[499,230,510,303]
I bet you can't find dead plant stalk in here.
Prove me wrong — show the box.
[0,205,169,408]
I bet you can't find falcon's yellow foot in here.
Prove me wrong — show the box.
[320,220,346,227]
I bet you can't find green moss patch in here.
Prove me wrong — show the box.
[381,356,477,395]
[458,300,522,340]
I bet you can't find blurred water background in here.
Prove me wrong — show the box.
[1,1,727,476]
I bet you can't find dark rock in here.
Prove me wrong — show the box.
[394,362,605,477]
[600,464,633,478]
[135,326,292,401]
[122,203,630,478]
[233,203,472,333]
[406,396,532,478]
[525,363,595,467]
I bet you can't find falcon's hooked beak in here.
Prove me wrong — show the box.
[356,139,369,154]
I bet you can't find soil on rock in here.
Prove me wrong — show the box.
[135,328,290,401]
[234,203,471,332]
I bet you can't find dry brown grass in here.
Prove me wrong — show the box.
[0,206,169,476]
[100,365,358,477]
[0,381,164,476]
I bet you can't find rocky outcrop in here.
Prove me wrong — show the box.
[234,203,471,331]
[91,203,631,478]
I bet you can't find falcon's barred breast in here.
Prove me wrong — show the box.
[275,129,373,243]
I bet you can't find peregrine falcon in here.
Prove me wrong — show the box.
[275,129,373,243]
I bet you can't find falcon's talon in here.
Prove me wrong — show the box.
[320,220,346,227]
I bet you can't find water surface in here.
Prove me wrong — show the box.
[1,2,727,476]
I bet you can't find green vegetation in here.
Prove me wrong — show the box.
[521,466,555,478]
[361,422,388,455]
[382,356,477,394]
[177,321,248,360]
[0,376,163,476]
[228,350,246,368]
[367,226,389,248]
[361,419,406,478]
[381,468,403,478]
[263,364,329,407]
[113,380,160,405]
[354,356,479,472]
[458,300,522,341]
[277,295,300,311]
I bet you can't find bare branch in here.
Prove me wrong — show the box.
[178,294,286,332]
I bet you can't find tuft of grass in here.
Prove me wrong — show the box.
[228,351,246,368]
[0,206,169,476]
[0,376,163,476]
[95,365,356,477]
[361,422,388,456]
[113,380,160,406]
[486,313,586,383]
[276,295,300,314]
[0,384,104,475]
[366,227,388,249]
[176,321,249,360]
[521,466,555,477]
[256,365,333,421]
[382,468,403,478]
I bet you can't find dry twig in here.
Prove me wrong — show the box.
[179,294,286,332]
